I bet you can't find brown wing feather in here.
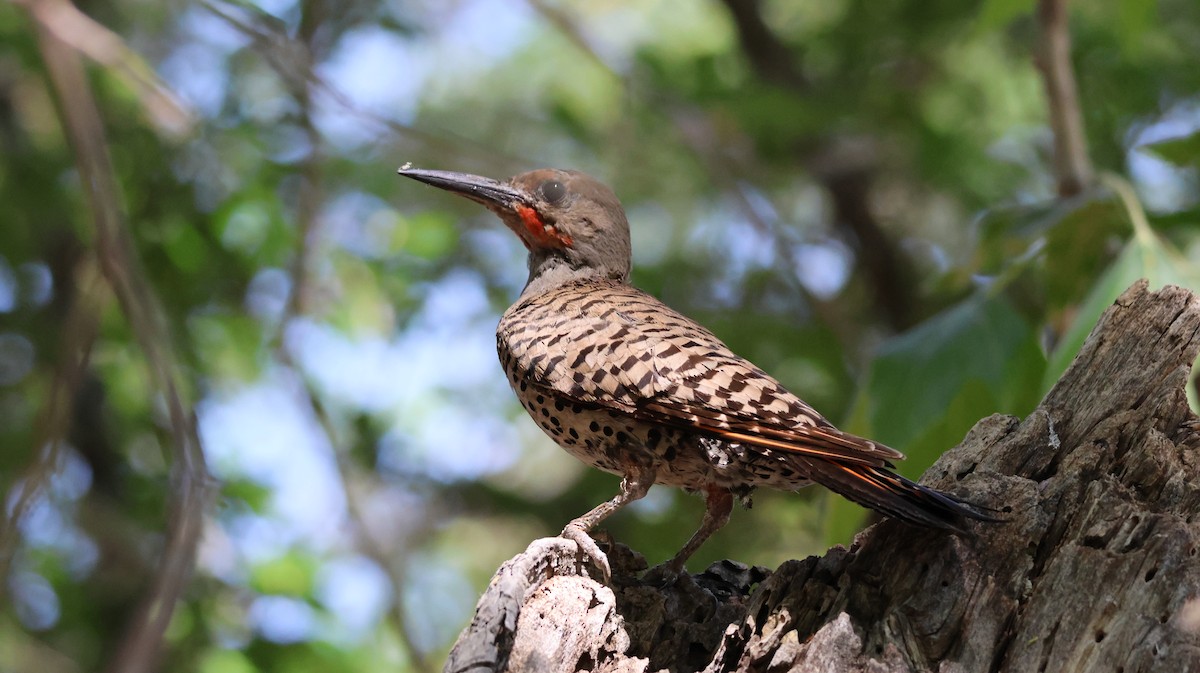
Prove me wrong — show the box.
[499,279,901,467]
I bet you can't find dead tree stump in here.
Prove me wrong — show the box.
[445,281,1200,673]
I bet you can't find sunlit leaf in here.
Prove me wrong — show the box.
[1043,230,1200,391]
[250,555,316,597]
[222,478,273,512]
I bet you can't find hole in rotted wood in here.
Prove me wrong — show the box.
[577,652,595,670]
[1145,566,1158,582]
[1160,613,1170,624]
[940,580,949,588]
[686,642,710,668]
[1002,505,1013,513]
[1117,667,1124,673]
[1191,547,1198,558]
[1094,629,1106,643]
[755,601,772,625]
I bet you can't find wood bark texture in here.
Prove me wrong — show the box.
[445,281,1200,673]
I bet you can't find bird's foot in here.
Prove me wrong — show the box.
[561,522,612,583]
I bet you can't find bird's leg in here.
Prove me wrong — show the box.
[665,485,734,574]
[561,464,656,582]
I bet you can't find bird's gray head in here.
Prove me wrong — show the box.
[398,166,632,292]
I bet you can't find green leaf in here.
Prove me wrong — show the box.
[831,291,1045,545]
[189,312,265,382]
[975,194,1126,311]
[975,0,1036,32]
[222,478,273,512]
[1115,0,1158,57]
[1042,231,1200,391]
[1140,131,1200,168]
[250,554,316,596]
[199,649,259,673]
[849,292,1045,455]
[162,216,210,274]
[398,211,459,260]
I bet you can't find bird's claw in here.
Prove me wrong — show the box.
[561,523,612,582]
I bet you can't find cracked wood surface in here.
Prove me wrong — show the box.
[444,281,1200,673]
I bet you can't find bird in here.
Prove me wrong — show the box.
[397,165,996,580]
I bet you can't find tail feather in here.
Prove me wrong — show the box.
[802,459,1000,532]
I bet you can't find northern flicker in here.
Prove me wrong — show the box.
[398,166,995,579]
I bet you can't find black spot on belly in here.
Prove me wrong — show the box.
[646,428,661,449]
[589,421,600,432]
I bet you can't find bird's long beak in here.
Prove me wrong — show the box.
[397,166,532,212]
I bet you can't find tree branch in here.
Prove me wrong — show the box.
[715,0,918,330]
[14,0,194,137]
[29,4,214,672]
[717,0,807,90]
[820,162,918,330]
[1036,0,1093,196]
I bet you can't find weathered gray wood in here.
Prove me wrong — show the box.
[444,281,1200,673]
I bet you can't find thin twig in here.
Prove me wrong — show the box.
[199,0,532,173]
[283,2,323,320]
[1036,0,1093,196]
[29,3,213,672]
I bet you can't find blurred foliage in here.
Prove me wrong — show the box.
[2,0,1200,671]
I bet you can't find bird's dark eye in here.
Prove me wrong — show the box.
[539,180,567,204]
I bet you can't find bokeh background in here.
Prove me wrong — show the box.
[3,0,1200,671]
